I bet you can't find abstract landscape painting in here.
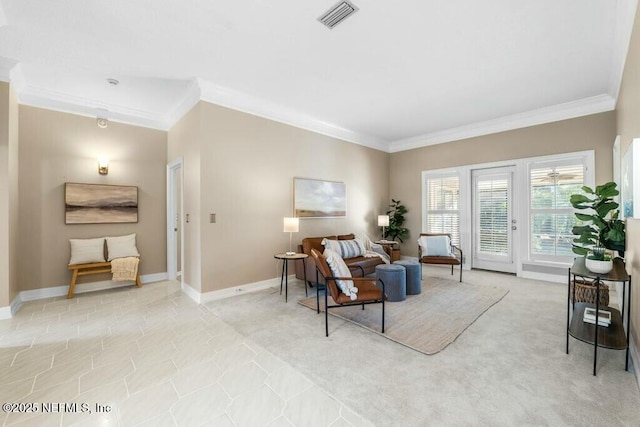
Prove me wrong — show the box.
[294,178,346,218]
[65,183,138,224]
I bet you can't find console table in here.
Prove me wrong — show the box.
[566,257,631,376]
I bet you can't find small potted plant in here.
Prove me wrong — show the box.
[570,182,625,274]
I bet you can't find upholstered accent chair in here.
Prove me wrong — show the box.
[310,249,386,337]
[418,233,463,282]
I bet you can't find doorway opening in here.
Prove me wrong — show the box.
[471,166,517,274]
[167,158,183,281]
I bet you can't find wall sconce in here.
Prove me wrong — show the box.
[378,215,389,239]
[283,217,299,255]
[98,158,109,175]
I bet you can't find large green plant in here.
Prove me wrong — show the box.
[384,199,409,243]
[570,182,625,260]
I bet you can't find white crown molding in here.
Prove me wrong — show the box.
[12,68,170,130]
[0,63,13,82]
[389,94,617,153]
[0,2,6,28]
[18,93,168,130]
[609,0,638,101]
[198,78,390,152]
[0,67,10,82]
[163,78,201,128]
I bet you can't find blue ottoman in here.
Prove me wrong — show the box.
[394,260,422,295]
[375,264,406,302]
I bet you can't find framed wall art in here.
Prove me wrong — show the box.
[621,139,640,219]
[65,182,138,224]
[293,177,346,218]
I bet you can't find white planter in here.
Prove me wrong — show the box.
[585,257,613,274]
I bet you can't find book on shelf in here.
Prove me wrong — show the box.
[583,317,610,327]
[583,307,611,326]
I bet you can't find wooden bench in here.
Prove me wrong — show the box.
[67,261,142,298]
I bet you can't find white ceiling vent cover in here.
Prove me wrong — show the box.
[318,1,359,29]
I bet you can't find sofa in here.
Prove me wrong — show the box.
[294,233,388,286]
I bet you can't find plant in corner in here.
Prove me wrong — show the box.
[384,199,409,243]
[570,182,625,273]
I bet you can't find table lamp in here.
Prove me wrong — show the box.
[283,217,299,255]
[378,215,389,240]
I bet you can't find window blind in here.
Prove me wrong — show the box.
[425,175,460,245]
[477,179,509,256]
[530,163,585,259]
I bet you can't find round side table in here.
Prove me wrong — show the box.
[274,253,308,302]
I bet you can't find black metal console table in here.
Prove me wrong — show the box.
[566,257,631,376]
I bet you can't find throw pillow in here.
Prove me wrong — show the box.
[322,238,366,258]
[106,233,140,261]
[69,238,106,265]
[323,249,358,300]
[419,235,452,256]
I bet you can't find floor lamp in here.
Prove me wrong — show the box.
[283,217,299,255]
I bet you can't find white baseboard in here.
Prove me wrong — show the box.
[0,272,168,318]
[10,293,22,316]
[0,304,12,320]
[181,281,201,304]
[197,276,285,303]
[630,334,639,390]
[518,270,566,284]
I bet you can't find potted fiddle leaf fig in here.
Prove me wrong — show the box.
[384,199,409,243]
[570,182,625,274]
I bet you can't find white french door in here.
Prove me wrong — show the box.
[472,167,517,273]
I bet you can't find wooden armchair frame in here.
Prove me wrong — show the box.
[310,249,386,337]
[418,233,463,282]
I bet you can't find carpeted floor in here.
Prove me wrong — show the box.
[298,277,508,354]
[206,266,640,426]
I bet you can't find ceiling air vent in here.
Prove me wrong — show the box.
[318,1,359,29]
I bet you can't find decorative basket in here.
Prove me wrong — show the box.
[570,279,609,306]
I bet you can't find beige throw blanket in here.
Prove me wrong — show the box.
[111,257,139,281]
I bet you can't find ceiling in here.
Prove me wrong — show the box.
[0,0,636,152]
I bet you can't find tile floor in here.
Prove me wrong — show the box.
[0,281,372,426]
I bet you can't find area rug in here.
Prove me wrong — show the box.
[298,277,509,355]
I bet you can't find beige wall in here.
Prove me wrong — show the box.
[18,106,168,291]
[390,112,616,257]
[0,82,19,307]
[168,101,390,294]
[616,2,640,358]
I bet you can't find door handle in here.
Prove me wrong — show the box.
[512,226,517,230]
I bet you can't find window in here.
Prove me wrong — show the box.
[529,160,586,261]
[424,174,460,245]
[477,178,509,256]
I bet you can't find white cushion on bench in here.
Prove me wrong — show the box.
[69,237,106,265]
[106,233,140,261]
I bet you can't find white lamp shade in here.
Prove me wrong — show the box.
[378,215,390,227]
[283,217,299,233]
